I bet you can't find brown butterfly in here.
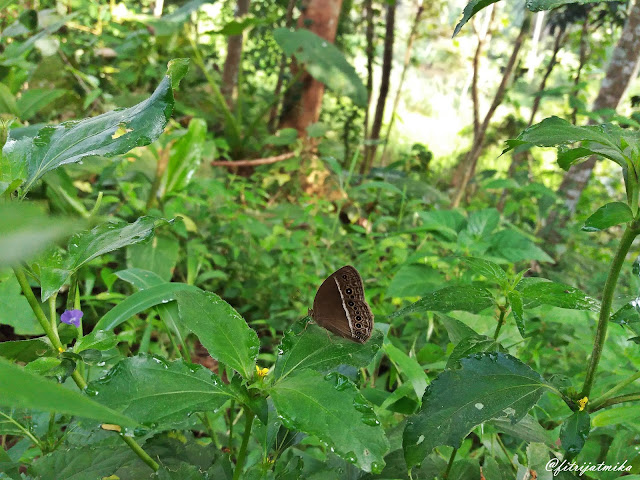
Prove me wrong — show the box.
[309,265,374,343]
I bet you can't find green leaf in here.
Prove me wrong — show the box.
[16,88,66,120]
[163,117,207,194]
[384,343,429,400]
[126,235,179,281]
[93,282,200,332]
[2,60,189,195]
[487,230,553,263]
[0,357,136,426]
[438,315,482,344]
[0,275,40,335]
[273,28,367,107]
[461,256,508,286]
[39,216,168,300]
[390,285,494,318]
[274,318,383,380]
[403,352,549,467]
[270,370,389,473]
[490,414,552,445]
[88,355,233,428]
[0,337,54,362]
[508,290,526,337]
[582,202,633,232]
[560,410,590,455]
[386,264,444,298]
[0,83,18,116]
[0,203,82,267]
[519,281,599,311]
[73,330,118,353]
[453,0,501,37]
[115,268,167,288]
[30,446,136,480]
[175,289,259,379]
[591,405,640,427]
[446,335,498,368]
[557,147,596,170]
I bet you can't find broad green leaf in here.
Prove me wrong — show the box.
[453,0,500,37]
[274,318,383,380]
[610,302,640,326]
[403,353,549,467]
[390,285,494,318]
[490,414,552,445]
[0,203,82,267]
[0,337,54,362]
[557,146,596,170]
[461,256,508,285]
[0,83,18,116]
[16,88,66,120]
[0,275,40,334]
[582,202,633,232]
[0,357,136,426]
[386,264,444,298]
[466,208,500,237]
[525,443,552,480]
[445,334,499,368]
[508,290,526,337]
[30,446,137,480]
[384,343,428,400]
[163,117,207,194]
[270,370,389,473]
[93,282,200,331]
[438,315,483,343]
[487,230,553,263]
[526,0,617,11]
[417,209,466,241]
[88,355,233,428]
[175,289,259,379]
[482,456,504,480]
[73,330,118,353]
[560,410,590,455]
[591,405,640,427]
[126,234,179,281]
[2,59,189,195]
[39,216,169,300]
[273,28,367,107]
[519,281,599,311]
[115,268,166,288]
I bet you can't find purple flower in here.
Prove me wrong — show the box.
[60,309,83,327]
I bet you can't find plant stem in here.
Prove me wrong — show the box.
[590,371,640,410]
[590,392,640,411]
[0,411,44,451]
[119,433,159,471]
[493,306,507,340]
[443,448,458,479]
[581,224,639,398]
[232,411,254,480]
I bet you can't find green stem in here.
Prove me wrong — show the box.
[119,433,159,471]
[590,371,640,410]
[0,411,44,451]
[228,398,235,452]
[590,392,640,411]
[581,224,639,398]
[493,307,507,340]
[443,448,457,479]
[232,411,254,480]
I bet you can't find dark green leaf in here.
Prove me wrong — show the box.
[446,335,498,368]
[453,0,500,37]
[508,290,526,337]
[438,315,482,344]
[490,414,552,445]
[520,281,599,311]
[390,285,494,318]
[0,275,40,335]
[403,353,548,467]
[582,202,633,232]
[525,0,615,11]
[273,28,367,107]
[610,303,640,326]
[461,256,508,285]
[560,410,590,455]
[163,117,207,194]
[16,88,66,121]
[0,357,136,426]
[175,289,259,379]
[74,330,118,353]
[88,355,232,428]
[30,446,136,480]
[557,147,596,170]
[271,370,389,473]
[0,337,54,362]
[487,230,553,263]
[274,318,383,380]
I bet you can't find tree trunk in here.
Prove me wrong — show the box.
[380,0,424,163]
[267,0,297,131]
[363,0,397,173]
[363,0,375,140]
[497,25,565,212]
[570,16,590,125]
[278,0,344,136]
[542,0,640,242]
[221,0,251,110]
[471,5,496,140]
[451,12,531,208]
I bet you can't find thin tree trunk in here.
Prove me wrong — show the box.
[363,0,375,139]
[451,12,531,208]
[279,0,345,136]
[267,0,296,131]
[380,0,424,163]
[363,0,397,173]
[570,17,590,125]
[471,6,496,139]
[221,0,251,109]
[543,0,640,242]
[497,25,565,212]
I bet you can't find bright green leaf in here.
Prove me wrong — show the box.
[390,285,494,318]
[453,0,501,37]
[384,343,428,400]
[520,281,599,311]
[582,202,633,232]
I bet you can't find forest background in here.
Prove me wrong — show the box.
[1,0,640,479]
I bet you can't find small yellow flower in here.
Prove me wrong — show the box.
[58,347,65,353]
[256,365,269,379]
[578,397,588,411]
